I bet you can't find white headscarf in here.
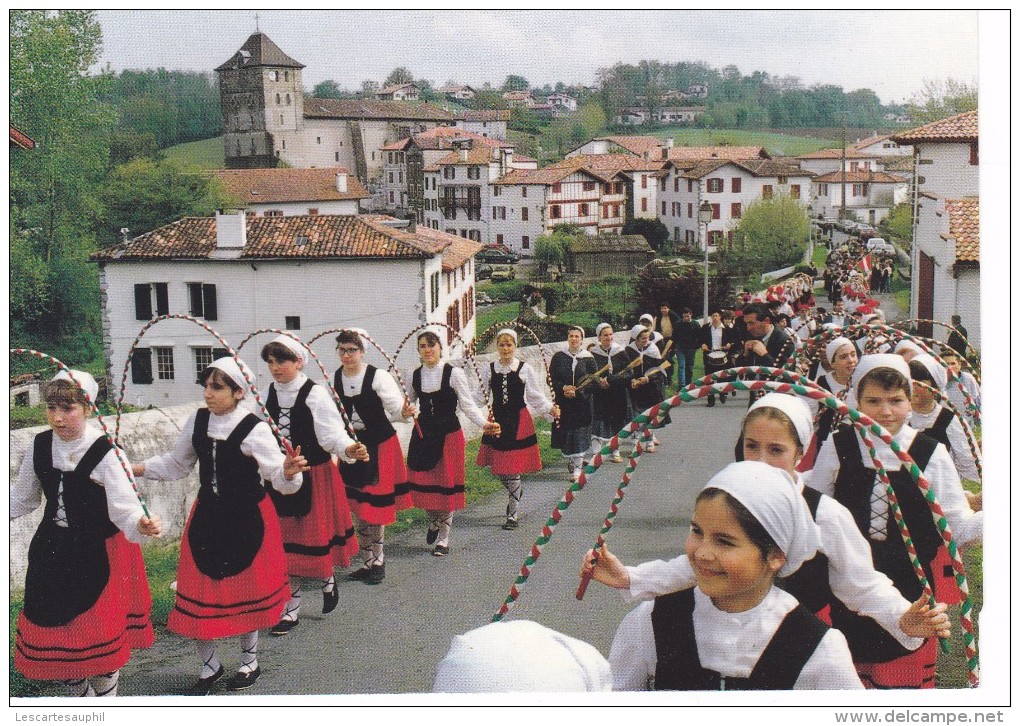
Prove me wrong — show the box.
[433,620,612,692]
[911,352,948,393]
[846,353,912,411]
[628,324,661,358]
[893,339,923,357]
[746,393,813,452]
[825,336,854,365]
[639,313,655,327]
[208,356,255,397]
[52,369,99,405]
[495,328,518,344]
[594,322,612,337]
[701,461,821,577]
[629,323,649,342]
[270,334,307,365]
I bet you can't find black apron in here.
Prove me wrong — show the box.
[265,380,330,518]
[335,365,394,488]
[480,362,536,452]
[407,364,460,472]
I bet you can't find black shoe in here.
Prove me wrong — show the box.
[347,566,372,581]
[366,563,385,585]
[226,667,261,691]
[432,544,450,557]
[322,586,339,614]
[185,665,224,696]
[426,525,439,545]
[720,393,727,404]
[707,396,715,407]
[270,618,299,636]
[502,516,519,530]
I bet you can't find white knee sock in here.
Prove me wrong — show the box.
[501,475,523,518]
[282,576,302,621]
[239,631,259,674]
[63,678,95,697]
[91,670,120,697]
[197,640,220,679]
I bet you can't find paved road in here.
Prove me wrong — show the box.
[116,392,749,697]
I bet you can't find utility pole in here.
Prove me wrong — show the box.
[839,111,847,221]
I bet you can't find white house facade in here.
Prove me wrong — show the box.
[809,170,909,225]
[213,167,370,217]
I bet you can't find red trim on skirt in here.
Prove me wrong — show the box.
[345,435,412,526]
[855,637,937,689]
[476,409,543,476]
[15,533,153,681]
[168,496,288,640]
[407,429,467,512]
[279,460,360,578]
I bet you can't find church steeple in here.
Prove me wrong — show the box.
[215,32,305,72]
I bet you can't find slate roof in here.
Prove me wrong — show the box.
[891,110,978,143]
[213,167,370,204]
[303,98,453,122]
[567,234,654,254]
[943,198,979,264]
[91,215,442,262]
[216,32,305,71]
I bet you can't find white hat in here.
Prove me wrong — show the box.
[630,323,649,341]
[893,339,923,356]
[701,461,821,577]
[825,336,855,365]
[595,322,613,336]
[52,369,99,405]
[208,356,255,396]
[746,393,813,452]
[911,353,948,393]
[495,328,518,343]
[639,313,655,325]
[846,353,912,411]
[433,620,612,692]
[269,334,307,365]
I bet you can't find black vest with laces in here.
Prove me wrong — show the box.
[335,365,395,446]
[265,380,325,518]
[481,362,535,451]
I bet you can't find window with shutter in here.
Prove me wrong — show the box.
[132,348,153,384]
[134,284,152,320]
[731,177,742,193]
[203,284,218,320]
[154,283,169,316]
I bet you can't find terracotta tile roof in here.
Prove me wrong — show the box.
[881,155,915,173]
[378,83,419,94]
[303,98,452,122]
[91,215,439,262]
[676,158,808,180]
[216,32,304,71]
[548,153,663,174]
[943,198,979,263]
[10,124,35,150]
[811,170,907,184]
[212,167,370,204]
[891,110,978,143]
[412,227,484,271]
[851,134,893,150]
[602,136,664,156]
[455,110,510,122]
[797,146,874,160]
[434,145,499,166]
[493,164,605,186]
[667,145,769,161]
[380,138,413,151]
[567,234,653,254]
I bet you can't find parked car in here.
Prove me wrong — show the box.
[475,264,493,281]
[489,265,516,282]
[477,245,519,264]
[866,237,895,254]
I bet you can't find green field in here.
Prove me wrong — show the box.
[163,136,225,169]
[651,128,836,157]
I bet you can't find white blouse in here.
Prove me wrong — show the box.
[12,426,149,544]
[335,364,408,431]
[404,363,489,429]
[624,474,923,651]
[910,404,981,482]
[478,359,554,419]
[609,587,863,690]
[142,407,301,494]
[261,373,357,463]
[806,424,982,546]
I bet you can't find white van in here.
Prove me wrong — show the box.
[866,237,895,254]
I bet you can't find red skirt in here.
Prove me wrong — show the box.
[344,435,412,526]
[168,496,288,640]
[15,533,153,681]
[476,409,543,476]
[407,429,467,512]
[855,637,937,689]
[930,547,963,606]
[278,460,360,578]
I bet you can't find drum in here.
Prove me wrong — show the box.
[707,350,727,365]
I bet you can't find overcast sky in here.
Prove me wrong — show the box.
[94,10,985,105]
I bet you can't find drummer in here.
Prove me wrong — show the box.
[699,310,734,407]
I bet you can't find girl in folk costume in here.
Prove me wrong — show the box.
[940,351,981,426]
[625,325,669,452]
[133,358,308,694]
[259,336,367,635]
[549,326,598,483]
[12,371,160,697]
[333,329,412,585]
[476,329,559,530]
[806,354,982,688]
[589,323,633,464]
[584,395,948,672]
[801,336,859,469]
[401,331,499,555]
[607,462,863,690]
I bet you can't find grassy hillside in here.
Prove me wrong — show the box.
[163,136,225,169]
[650,127,836,157]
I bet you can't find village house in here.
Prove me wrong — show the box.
[891,110,980,346]
[545,154,663,221]
[452,109,509,140]
[438,84,476,101]
[809,170,909,226]
[90,212,481,407]
[213,167,371,217]
[502,91,534,108]
[546,93,578,112]
[216,32,451,190]
[374,83,420,101]
[565,234,655,277]
[612,107,651,127]
[567,135,665,162]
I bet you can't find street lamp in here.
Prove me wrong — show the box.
[698,200,714,322]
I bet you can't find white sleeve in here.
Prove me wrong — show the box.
[240,420,303,495]
[92,449,148,544]
[816,497,922,651]
[519,361,553,418]
[925,444,982,546]
[804,438,840,497]
[143,413,200,481]
[450,366,490,429]
[10,441,43,520]
[373,369,409,422]
[306,383,357,463]
[794,629,864,689]
[946,416,981,482]
[624,555,697,603]
[608,601,657,691]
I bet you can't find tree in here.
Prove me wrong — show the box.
[312,79,345,98]
[908,78,978,125]
[725,195,810,275]
[534,225,584,277]
[881,202,913,242]
[502,74,529,92]
[384,67,415,87]
[623,218,670,252]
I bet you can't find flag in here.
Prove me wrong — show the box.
[856,253,873,277]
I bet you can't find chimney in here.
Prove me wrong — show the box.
[336,170,348,193]
[453,138,471,163]
[500,147,514,175]
[215,209,247,250]
[661,137,674,160]
[407,217,416,233]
